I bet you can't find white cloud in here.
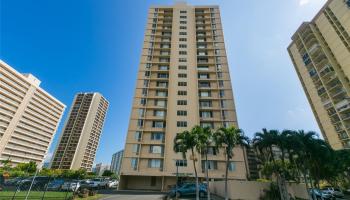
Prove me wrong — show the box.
[299,0,311,6]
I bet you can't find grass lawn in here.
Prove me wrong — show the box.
[0,191,105,200]
[0,191,72,199]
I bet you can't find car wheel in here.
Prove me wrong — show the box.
[199,191,205,198]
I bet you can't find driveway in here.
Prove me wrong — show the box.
[98,189,223,200]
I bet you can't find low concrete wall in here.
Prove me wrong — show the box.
[209,180,308,200]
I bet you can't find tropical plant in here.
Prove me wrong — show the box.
[174,127,200,200]
[196,126,213,200]
[214,126,249,200]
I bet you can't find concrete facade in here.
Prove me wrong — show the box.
[111,150,124,175]
[119,3,247,191]
[51,92,109,171]
[0,60,65,167]
[288,0,350,149]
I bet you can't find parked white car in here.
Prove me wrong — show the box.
[108,180,118,188]
[322,187,344,198]
[61,180,80,192]
[89,178,109,189]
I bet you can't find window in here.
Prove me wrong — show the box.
[180,21,187,24]
[207,147,217,155]
[179,58,187,62]
[228,162,236,171]
[157,73,169,78]
[197,66,209,71]
[145,71,150,77]
[180,16,187,19]
[132,144,140,153]
[149,145,163,154]
[178,91,187,95]
[178,65,187,70]
[219,80,224,87]
[178,82,187,86]
[145,63,152,69]
[199,91,210,97]
[148,159,162,168]
[178,73,187,78]
[179,38,187,41]
[151,176,157,186]
[179,32,187,35]
[151,132,164,140]
[199,100,212,108]
[156,90,167,97]
[179,51,187,55]
[153,121,165,128]
[140,98,146,106]
[222,110,228,119]
[159,65,169,70]
[177,121,187,127]
[154,110,165,117]
[143,81,151,89]
[219,90,225,97]
[223,121,231,128]
[177,110,187,116]
[155,100,166,107]
[202,160,218,170]
[201,122,214,128]
[138,108,145,117]
[137,119,144,127]
[157,81,168,87]
[216,64,222,71]
[177,100,187,105]
[134,131,142,141]
[220,100,226,108]
[180,10,187,13]
[199,82,210,88]
[131,158,138,169]
[180,26,187,30]
[142,88,148,96]
[176,160,187,167]
[200,111,213,118]
[179,44,187,48]
[198,73,209,79]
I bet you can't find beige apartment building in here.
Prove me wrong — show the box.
[119,3,247,191]
[0,60,65,167]
[288,0,350,150]
[50,93,109,171]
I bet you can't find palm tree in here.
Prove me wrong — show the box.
[173,127,200,200]
[214,126,249,200]
[196,126,213,200]
[253,129,289,200]
[253,128,279,164]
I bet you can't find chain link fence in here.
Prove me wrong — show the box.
[0,176,114,200]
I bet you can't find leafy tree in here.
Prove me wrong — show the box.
[214,126,249,200]
[196,126,213,200]
[102,170,114,177]
[15,161,37,174]
[174,127,200,200]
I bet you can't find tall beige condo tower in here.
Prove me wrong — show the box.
[119,3,247,191]
[0,60,65,167]
[288,0,350,150]
[51,93,109,171]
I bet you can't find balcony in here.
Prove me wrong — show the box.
[335,99,350,113]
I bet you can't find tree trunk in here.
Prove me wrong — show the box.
[192,148,199,200]
[225,150,229,200]
[302,172,311,200]
[205,149,210,200]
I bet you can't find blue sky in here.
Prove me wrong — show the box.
[0,0,326,165]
